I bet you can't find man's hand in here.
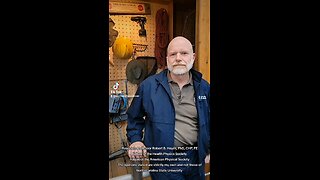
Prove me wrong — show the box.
[128,141,147,159]
[205,154,210,163]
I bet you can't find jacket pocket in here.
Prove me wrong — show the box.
[145,117,175,147]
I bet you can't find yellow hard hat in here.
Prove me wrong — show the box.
[112,37,134,59]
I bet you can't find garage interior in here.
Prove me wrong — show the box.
[109,0,210,179]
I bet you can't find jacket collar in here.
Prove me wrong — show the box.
[155,69,203,95]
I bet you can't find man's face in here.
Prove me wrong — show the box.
[166,38,195,75]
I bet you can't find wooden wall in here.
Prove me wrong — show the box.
[195,0,210,83]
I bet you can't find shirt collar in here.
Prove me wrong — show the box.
[167,71,193,85]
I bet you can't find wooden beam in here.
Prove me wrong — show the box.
[195,0,210,83]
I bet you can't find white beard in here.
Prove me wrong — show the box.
[168,59,194,75]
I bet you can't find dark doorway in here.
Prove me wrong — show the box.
[173,0,196,50]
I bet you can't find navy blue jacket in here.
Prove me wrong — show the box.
[126,69,210,161]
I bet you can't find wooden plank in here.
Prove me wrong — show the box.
[195,0,210,82]
[110,159,118,178]
[109,1,151,15]
[205,163,210,180]
[110,157,129,178]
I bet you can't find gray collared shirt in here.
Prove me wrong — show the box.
[167,71,198,147]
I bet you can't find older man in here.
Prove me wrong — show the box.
[126,36,210,180]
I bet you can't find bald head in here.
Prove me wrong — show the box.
[167,36,193,55]
[166,36,195,75]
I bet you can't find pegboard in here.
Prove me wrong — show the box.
[109,0,169,91]
[109,122,128,153]
[108,0,170,173]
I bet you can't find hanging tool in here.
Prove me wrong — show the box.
[109,80,129,161]
[133,43,148,52]
[109,93,128,123]
[109,80,129,123]
[109,17,119,47]
[131,16,147,37]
